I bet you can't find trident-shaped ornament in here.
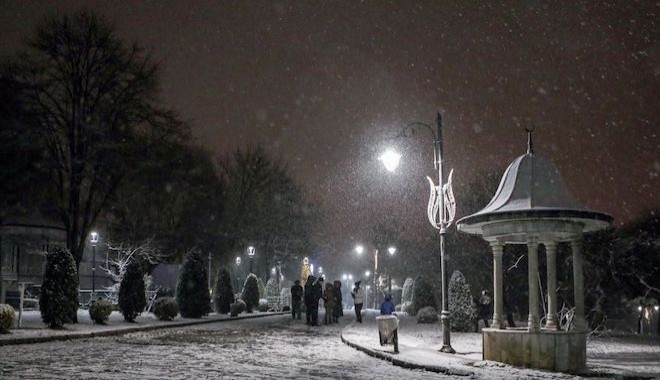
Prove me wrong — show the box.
[427,169,456,229]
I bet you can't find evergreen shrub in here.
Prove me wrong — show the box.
[40,246,79,328]
[89,298,113,324]
[176,252,211,318]
[118,260,146,322]
[213,267,234,314]
[230,302,241,317]
[0,304,16,333]
[448,270,477,332]
[417,306,438,323]
[410,276,437,317]
[241,274,259,313]
[257,298,269,312]
[154,297,178,321]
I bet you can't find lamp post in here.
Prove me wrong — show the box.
[235,256,241,290]
[90,231,99,296]
[364,270,371,309]
[247,246,255,274]
[387,246,396,295]
[380,112,456,353]
[208,252,212,294]
[356,244,379,309]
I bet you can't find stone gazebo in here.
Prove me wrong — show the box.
[457,134,611,372]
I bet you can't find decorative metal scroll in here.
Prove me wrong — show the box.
[426,169,456,230]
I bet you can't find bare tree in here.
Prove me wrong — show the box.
[101,239,164,294]
[3,11,187,267]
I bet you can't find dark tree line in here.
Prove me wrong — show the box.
[0,11,320,280]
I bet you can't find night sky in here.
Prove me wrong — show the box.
[1,1,658,266]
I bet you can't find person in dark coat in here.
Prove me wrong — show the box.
[304,275,316,325]
[380,293,395,315]
[310,277,324,326]
[323,282,337,324]
[333,280,343,320]
[290,280,303,320]
[479,290,492,328]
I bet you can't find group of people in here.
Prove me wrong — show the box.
[290,277,394,325]
[290,275,345,326]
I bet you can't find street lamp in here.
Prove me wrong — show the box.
[247,246,255,274]
[380,112,457,353]
[89,231,99,296]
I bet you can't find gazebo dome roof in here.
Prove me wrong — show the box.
[457,150,612,239]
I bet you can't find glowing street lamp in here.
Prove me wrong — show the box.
[236,256,241,265]
[380,112,457,353]
[379,148,401,172]
[89,231,99,295]
[355,245,364,255]
[247,246,256,274]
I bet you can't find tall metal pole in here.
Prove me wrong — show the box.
[373,249,378,309]
[208,252,212,293]
[92,244,96,295]
[436,112,455,354]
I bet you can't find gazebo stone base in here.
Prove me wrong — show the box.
[482,328,586,373]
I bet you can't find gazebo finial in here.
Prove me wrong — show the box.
[525,126,534,154]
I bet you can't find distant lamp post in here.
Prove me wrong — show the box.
[381,112,457,353]
[318,267,323,276]
[236,256,241,265]
[355,245,364,255]
[386,246,396,294]
[208,252,213,294]
[356,244,379,309]
[89,231,99,296]
[235,256,242,290]
[247,246,256,274]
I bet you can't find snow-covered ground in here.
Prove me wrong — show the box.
[344,309,660,379]
[1,309,658,379]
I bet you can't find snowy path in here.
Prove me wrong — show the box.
[0,314,451,379]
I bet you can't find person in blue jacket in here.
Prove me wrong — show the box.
[380,293,395,315]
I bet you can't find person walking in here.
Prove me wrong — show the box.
[323,282,337,324]
[290,280,303,320]
[304,275,316,325]
[351,281,365,323]
[380,293,395,315]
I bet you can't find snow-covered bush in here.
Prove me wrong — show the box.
[176,252,211,318]
[417,306,438,324]
[265,278,279,298]
[0,304,16,333]
[230,300,246,317]
[257,298,269,312]
[213,267,234,314]
[241,274,259,313]
[154,297,178,321]
[448,270,477,332]
[395,304,402,312]
[89,299,113,324]
[119,260,146,322]
[401,277,415,304]
[40,246,78,328]
[410,276,437,317]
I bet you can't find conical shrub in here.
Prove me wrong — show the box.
[448,270,477,332]
[411,275,437,317]
[40,246,78,328]
[213,267,234,314]
[241,274,259,313]
[118,260,146,322]
[176,252,210,318]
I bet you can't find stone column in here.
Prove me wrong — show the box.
[527,239,540,332]
[571,239,586,331]
[545,241,558,330]
[490,241,504,329]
